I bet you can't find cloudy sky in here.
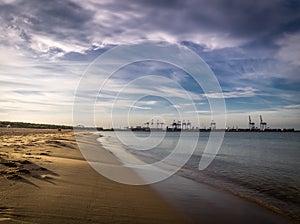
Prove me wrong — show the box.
[0,0,300,128]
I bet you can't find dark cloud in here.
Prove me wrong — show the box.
[92,0,300,44]
[0,0,299,85]
[0,0,95,53]
[27,0,93,39]
[1,0,299,55]
[181,39,300,98]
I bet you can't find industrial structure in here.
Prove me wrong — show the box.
[122,115,295,132]
[248,116,255,130]
[210,120,216,130]
[260,115,267,130]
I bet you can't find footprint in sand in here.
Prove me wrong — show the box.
[0,207,14,221]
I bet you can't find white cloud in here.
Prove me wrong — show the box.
[276,32,300,66]
[282,104,300,109]
[30,34,86,54]
[0,0,20,4]
[141,100,158,105]
[204,87,258,99]
[130,105,152,110]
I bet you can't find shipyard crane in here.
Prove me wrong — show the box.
[172,120,177,129]
[210,120,216,130]
[260,115,267,130]
[156,119,160,129]
[187,120,191,130]
[182,120,187,130]
[160,122,165,129]
[248,115,255,130]
[144,122,149,128]
[177,120,182,129]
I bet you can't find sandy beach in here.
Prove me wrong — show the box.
[0,128,185,223]
[0,128,295,223]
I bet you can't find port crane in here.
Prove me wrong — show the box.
[160,122,165,129]
[210,120,216,130]
[144,122,149,128]
[172,120,177,129]
[177,120,182,129]
[248,116,255,130]
[187,120,191,130]
[260,115,267,130]
[156,119,160,129]
[182,120,187,130]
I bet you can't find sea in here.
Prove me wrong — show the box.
[98,131,300,220]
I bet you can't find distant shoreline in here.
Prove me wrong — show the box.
[0,121,72,130]
[1,121,298,132]
[96,127,299,132]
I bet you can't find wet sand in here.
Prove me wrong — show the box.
[0,128,295,223]
[153,175,294,224]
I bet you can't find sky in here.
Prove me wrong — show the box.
[0,0,300,129]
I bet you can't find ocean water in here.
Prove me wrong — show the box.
[99,131,300,220]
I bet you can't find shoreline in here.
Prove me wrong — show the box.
[175,169,298,223]
[97,131,297,224]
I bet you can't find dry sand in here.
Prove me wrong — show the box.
[0,128,185,224]
[0,128,295,224]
